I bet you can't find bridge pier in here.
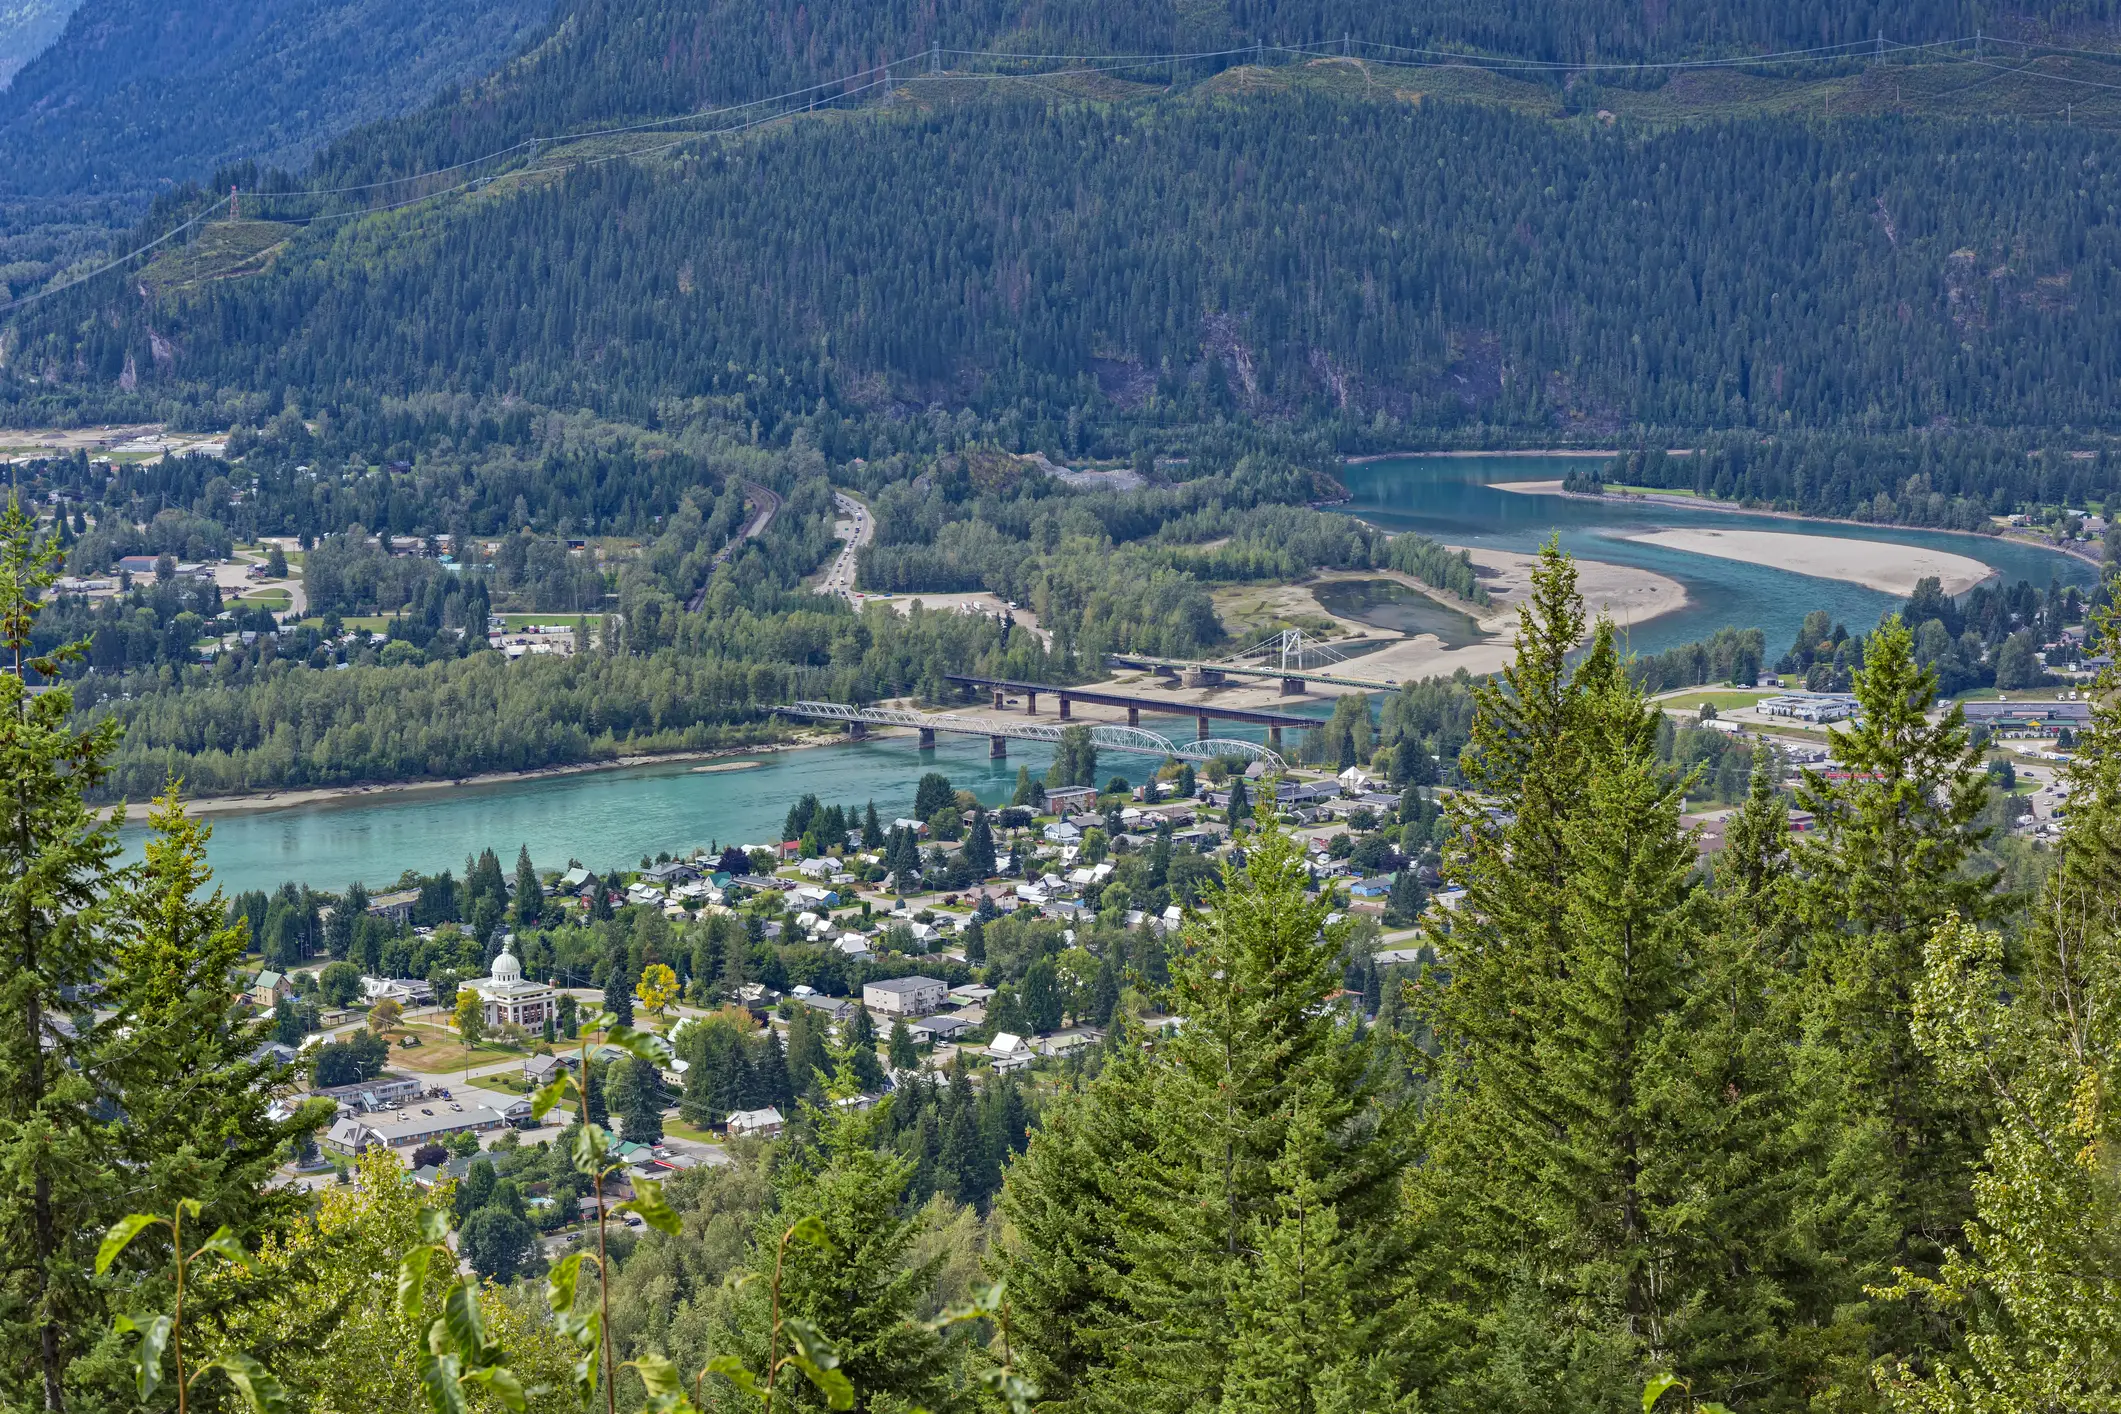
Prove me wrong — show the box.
[918,727,936,749]
[1127,706,1139,726]
[1268,726,1282,751]
[989,735,1007,759]
[1058,695,1071,721]
[1280,676,1305,696]
[993,689,1006,710]
[1197,714,1211,741]
[1025,691,1038,715]
[1184,668,1225,689]
[849,721,868,740]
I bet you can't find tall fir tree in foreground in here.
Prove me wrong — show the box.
[999,830,1418,1412]
[1790,614,2001,1370]
[1410,541,1824,1410]
[1879,582,2121,1411]
[0,496,128,1409]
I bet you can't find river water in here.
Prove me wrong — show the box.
[142,454,2098,896]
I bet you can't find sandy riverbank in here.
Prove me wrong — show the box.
[1108,545,1688,697]
[1624,528,1993,597]
[1335,546,1688,679]
[115,741,816,823]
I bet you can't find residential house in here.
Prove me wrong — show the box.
[795,994,856,1023]
[910,1014,974,1042]
[323,1118,380,1156]
[250,970,293,1008]
[986,1032,1035,1073]
[727,1106,786,1138]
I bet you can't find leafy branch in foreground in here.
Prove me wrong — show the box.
[96,1201,288,1414]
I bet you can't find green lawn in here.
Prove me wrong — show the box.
[662,1119,723,1145]
[1657,689,1772,711]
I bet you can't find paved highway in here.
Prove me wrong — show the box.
[815,490,872,597]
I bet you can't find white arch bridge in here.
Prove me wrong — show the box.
[777,701,1286,769]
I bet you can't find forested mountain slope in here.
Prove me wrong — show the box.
[304,0,2121,189]
[16,88,2119,444]
[0,0,552,202]
[0,0,76,88]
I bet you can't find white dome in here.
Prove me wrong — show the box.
[491,947,521,982]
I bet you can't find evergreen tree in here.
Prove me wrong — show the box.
[999,831,1417,1409]
[602,938,635,1026]
[1227,775,1251,828]
[844,1005,888,1092]
[0,497,128,1408]
[718,1090,950,1409]
[887,1018,920,1072]
[785,1006,831,1098]
[863,799,882,848]
[609,1055,666,1144]
[1022,956,1064,1033]
[512,843,541,927]
[1793,615,2002,1328]
[966,811,996,876]
[913,772,954,822]
[753,1028,793,1111]
[1412,550,1816,1404]
[1879,609,2121,1412]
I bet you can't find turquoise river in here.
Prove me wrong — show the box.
[134,453,2099,896]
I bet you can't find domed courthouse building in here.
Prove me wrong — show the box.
[466,943,558,1030]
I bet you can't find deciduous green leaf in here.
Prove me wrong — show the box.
[96,1213,162,1275]
[417,1206,452,1243]
[795,1359,854,1411]
[205,1352,291,1414]
[1643,1374,1683,1412]
[780,1317,842,1371]
[618,1176,680,1235]
[786,1214,830,1250]
[606,1024,674,1064]
[531,1074,577,1121]
[112,1311,172,1400]
[571,1121,610,1175]
[463,1364,529,1412]
[546,1250,586,1317]
[705,1354,764,1398]
[398,1245,433,1320]
[440,1277,489,1361]
[195,1224,255,1271]
[417,1351,471,1414]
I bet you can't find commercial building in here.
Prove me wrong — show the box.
[863,976,949,1017]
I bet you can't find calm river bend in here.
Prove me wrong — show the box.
[136,454,2098,896]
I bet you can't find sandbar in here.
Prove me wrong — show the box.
[1166,547,1688,692]
[1624,528,1993,597]
[691,760,764,774]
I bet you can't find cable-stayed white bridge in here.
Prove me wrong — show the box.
[777,701,1286,769]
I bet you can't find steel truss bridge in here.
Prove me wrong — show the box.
[778,701,1286,769]
[1108,630,1400,693]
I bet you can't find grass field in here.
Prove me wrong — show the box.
[662,1119,723,1145]
[1656,689,1773,712]
[387,1023,526,1074]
